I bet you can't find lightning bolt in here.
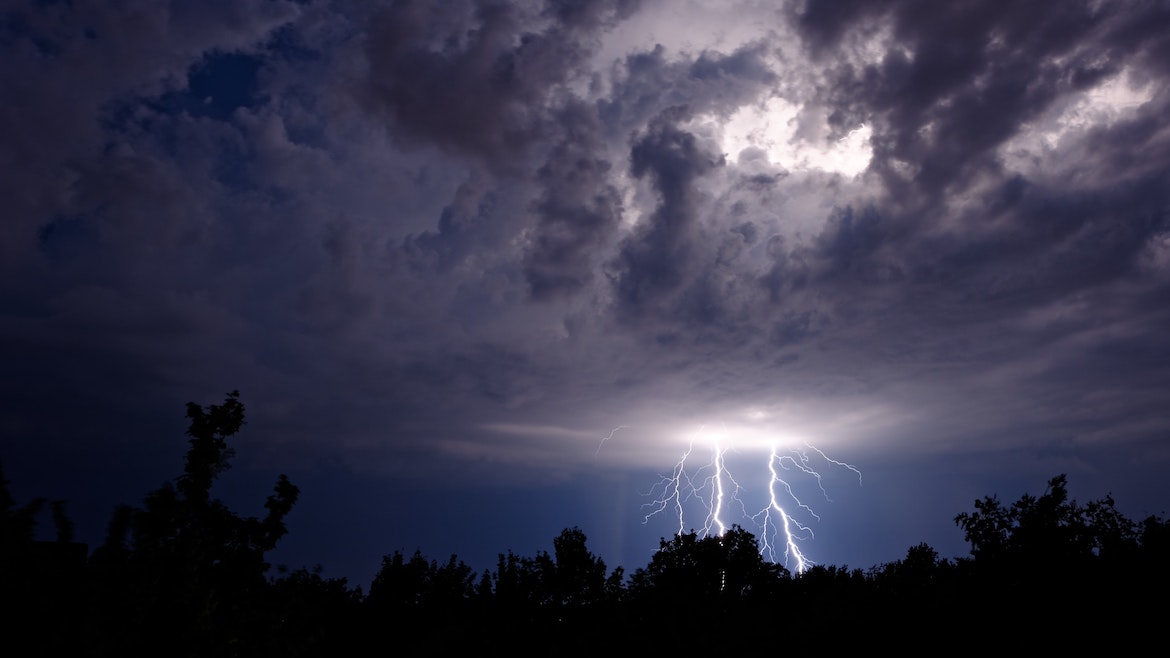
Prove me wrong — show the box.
[595,425,630,458]
[642,440,696,532]
[643,429,861,574]
[805,442,863,487]
[752,445,818,572]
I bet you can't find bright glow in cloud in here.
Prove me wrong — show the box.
[1001,68,1155,175]
[1042,69,1154,145]
[716,97,873,176]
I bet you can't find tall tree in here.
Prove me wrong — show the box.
[89,391,299,657]
[548,526,623,607]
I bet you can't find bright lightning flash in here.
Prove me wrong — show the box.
[643,426,862,574]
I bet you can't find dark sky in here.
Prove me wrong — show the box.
[3,0,1169,586]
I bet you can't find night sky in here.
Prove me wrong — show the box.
[3,0,1169,587]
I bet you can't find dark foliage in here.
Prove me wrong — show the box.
[1,461,88,656]
[77,392,315,656]
[629,525,788,604]
[949,473,1167,636]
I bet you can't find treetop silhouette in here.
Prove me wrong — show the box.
[89,390,300,657]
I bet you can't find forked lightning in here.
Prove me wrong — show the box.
[642,428,861,574]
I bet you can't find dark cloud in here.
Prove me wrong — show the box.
[401,173,498,272]
[0,0,300,268]
[797,1,1169,202]
[545,0,640,29]
[752,2,1170,359]
[359,0,638,167]
[610,110,720,315]
[791,0,891,54]
[812,204,891,283]
[525,102,624,299]
[600,41,777,136]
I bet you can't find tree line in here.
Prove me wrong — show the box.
[3,392,1167,655]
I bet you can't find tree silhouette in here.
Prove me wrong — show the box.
[87,391,299,657]
[0,459,43,551]
[0,460,87,655]
[949,473,1170,642]
[548,526,624,607]
[262,566,363,657]
[367,549,478,611]
[630,526,786,605]
[953,474,1140,573]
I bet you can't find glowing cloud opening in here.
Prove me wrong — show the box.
[717,97,873,176]
[1000,67,1155,176]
